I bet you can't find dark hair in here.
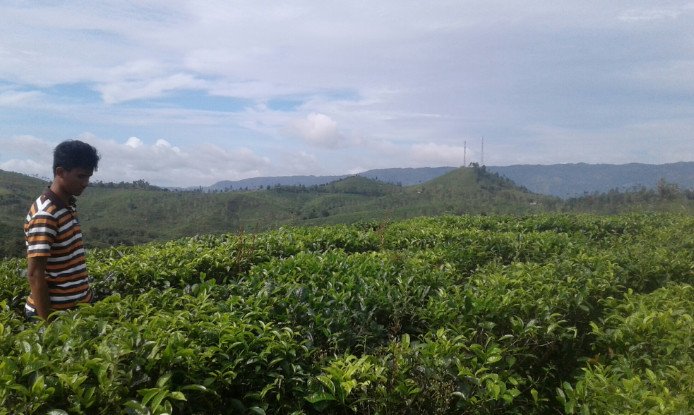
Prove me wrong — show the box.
[53,140,100,174]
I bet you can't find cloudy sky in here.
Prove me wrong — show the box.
[1,1,693,187]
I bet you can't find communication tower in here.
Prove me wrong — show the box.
[464,140,467,166]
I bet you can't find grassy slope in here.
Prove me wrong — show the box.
[77,188,300,248]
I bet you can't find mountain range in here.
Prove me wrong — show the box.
[487,162,694,198]
[208,162,694,198]
[207,167,456,191]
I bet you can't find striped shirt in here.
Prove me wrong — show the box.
[24,189,92,313]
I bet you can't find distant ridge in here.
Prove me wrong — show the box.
[208,175,347,192]
[488,162,694,198]
[207,167,457,191]
[208,163,693,198]
[4,163,691,197]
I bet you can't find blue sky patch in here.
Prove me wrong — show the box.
[45,83,102,104]
[119,90,253,112]
[267,98,305,111]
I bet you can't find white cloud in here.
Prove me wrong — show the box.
[208,80,306,101]
[290,113,346,148]
[96,73,207,104]
[0,90,43,107]
[0,158,47,178]
[1,135,272,187]
[125,137,143,148]
[0,135,54,160]
[618,7,686,22]
[154,139,179,152]
[91,137,271,185]
[106,60,168,81]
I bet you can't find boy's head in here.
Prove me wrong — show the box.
[53,140,100,175]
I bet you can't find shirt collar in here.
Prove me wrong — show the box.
[43,187,76,210]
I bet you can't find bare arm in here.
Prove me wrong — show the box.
[27,256,51,320]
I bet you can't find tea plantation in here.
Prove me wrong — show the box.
[1,213,692,414]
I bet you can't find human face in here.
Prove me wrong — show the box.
[56,167,93,197]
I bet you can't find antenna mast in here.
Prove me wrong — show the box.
[464,140,467,167]
[481,137,484,166]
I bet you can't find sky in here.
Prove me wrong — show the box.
[1,1,693,187]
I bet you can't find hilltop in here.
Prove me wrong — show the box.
[0,166,550,258]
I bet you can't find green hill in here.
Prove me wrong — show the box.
[2,166,691,258]
[373,165,557,218]
[319,175,400,196]
[287,166,561,228]
[2,167,548,257]
[0,170,49,257]
[77,187,299,248]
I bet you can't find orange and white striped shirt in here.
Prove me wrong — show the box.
[24,189,92,313]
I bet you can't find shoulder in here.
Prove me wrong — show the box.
[26,195,61,223]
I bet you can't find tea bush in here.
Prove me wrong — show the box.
[0,213,692,414]
[559,284,693,414]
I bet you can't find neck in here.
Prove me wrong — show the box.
[49,181,72,205]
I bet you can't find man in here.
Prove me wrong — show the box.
[24,140,100,320]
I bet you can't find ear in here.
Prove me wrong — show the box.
[55,166,66,178]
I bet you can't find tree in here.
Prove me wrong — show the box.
[657,178,680,200]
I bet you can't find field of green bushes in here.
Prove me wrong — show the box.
[1,213,692,414]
